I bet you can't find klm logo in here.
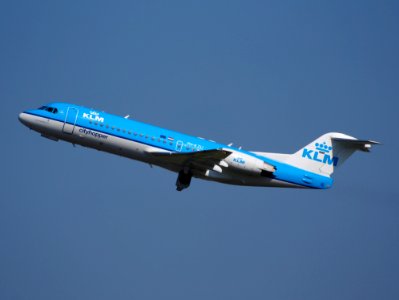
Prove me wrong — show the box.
[302,142,339,166]
[83,111,104,123]
[233,157,245,164]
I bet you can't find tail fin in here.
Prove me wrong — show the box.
[286,132,379,177]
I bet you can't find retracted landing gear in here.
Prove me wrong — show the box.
[176,169,192,191]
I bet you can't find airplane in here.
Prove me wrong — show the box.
[19,102,379,191]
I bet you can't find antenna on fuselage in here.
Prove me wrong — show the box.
[124,115,130,119]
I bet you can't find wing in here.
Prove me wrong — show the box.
[149,149,232,172]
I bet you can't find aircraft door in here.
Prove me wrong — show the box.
[176,140,183,152]
[63,107,79,134]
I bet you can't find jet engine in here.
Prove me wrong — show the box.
[224,152,275,176]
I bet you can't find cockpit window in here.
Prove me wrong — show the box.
[38,106,58,114]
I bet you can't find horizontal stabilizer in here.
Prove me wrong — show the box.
[332,138,380,152]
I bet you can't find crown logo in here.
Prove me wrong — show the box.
[315,142,332,153]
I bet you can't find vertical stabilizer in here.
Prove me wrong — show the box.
[286,132,379,177]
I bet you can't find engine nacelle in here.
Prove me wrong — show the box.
[224,152,275,175]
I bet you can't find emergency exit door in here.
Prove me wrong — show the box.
[62,107,79,134]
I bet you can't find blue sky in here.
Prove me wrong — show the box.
[1,1,399,299]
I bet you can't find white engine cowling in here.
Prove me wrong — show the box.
[224,152,275,175]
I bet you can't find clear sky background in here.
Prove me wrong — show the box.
[1,1,398,299]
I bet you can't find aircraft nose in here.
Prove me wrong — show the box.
[18,112,30,126]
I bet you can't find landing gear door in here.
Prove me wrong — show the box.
[63,107,79,134]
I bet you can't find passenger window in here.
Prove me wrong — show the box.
[53,108,58,114]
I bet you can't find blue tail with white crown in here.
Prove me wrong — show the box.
[286,132,379,177]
